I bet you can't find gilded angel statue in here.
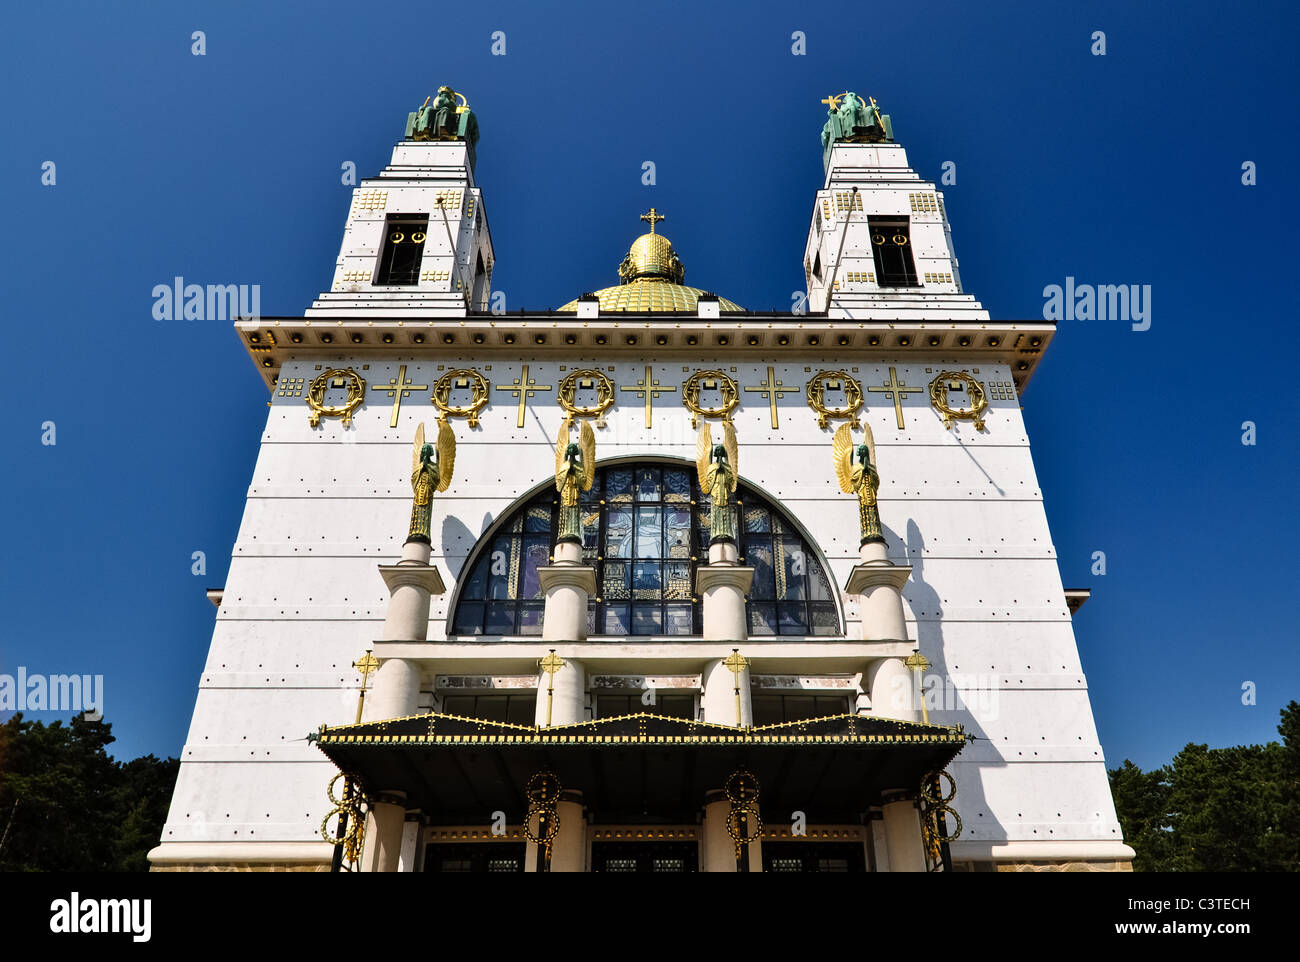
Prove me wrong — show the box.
[555,418,595,542]
[697,420,739,544]
[407,420,455,544]
[833,421,883,544]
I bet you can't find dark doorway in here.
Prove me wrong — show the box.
[592,841,698,873]
[424,842,526,872]
[762,841,866,872]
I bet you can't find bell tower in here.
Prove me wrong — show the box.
[307,86,495,318]
[804,93,987,323]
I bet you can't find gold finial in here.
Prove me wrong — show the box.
[723,649,748,727]
[539,650,566,728]
[820,93,842,110]
[640,208,665,233]
[905,649,931,725]
[352,650,380,724]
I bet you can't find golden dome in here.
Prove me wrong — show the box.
[557,210,744,313]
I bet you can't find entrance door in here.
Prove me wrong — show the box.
[424,843,526,872]
[761,841,865,872]
[592,841,698,873]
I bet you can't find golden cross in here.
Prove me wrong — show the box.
[867,366,919,431]
[539,650,565,727]
[640,208,665,233]
[905,649,931,725]
[821,94,842,110]
[723,649,748,727]
[369,364,429,428]
[743,366,789,430]
[352,650,380,724]
[620,365,677,429]
[495,364,553,428]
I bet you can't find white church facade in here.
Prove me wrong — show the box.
[148,88,1134,873]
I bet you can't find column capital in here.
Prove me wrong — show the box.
[695,564,755,595]
[844,562,911,595]
[378,562,446,595]
[537,563,597,595]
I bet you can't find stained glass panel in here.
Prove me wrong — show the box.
[606,509,633,558]
[635,467,661,501]
[449,464,840,638]
[664,469,691,503]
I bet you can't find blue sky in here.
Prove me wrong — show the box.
[0,0,1295,768]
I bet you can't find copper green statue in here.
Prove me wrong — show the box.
[407,420,456,544]
[405,85,480,151]
[555,418,595,543]
[821,92,893,168]
[696,420,739,544]
[833,422,883,545]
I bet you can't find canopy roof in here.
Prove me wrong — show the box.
[311,711,968,822]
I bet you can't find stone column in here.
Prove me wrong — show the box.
[550,794,587,872]
[538,541,596,642]
[697,541,755,727]
[867,810,891,872]
[365,539,446,722]
[701,792,761,871]
[360,792,407,873]
[867,656,918,723]
[701,655,752,727]
[881,791,927,872]
[534,655,586,727]
[523,793,586,872]
[696,541,754,641]
[397,817,422,873]
[844,540,911,642]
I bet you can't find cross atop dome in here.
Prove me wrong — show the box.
[640,208,665,234]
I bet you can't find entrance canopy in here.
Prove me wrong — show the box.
[310,712,968,822]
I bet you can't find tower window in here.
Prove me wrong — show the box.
[375,214,429,285]
[868,217,918,287]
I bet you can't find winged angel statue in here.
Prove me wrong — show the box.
[407,420,456,544]
[555,418,596,542]
[832,422,883,544]
[697,421,739,544]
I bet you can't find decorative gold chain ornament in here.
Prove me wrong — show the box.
[928,371,988,431]
[321,772,368,869]
[524,771,563,869]
[557,369,615,426]
[724,769,762,863]
[306,368,367,427]
[682,370,740,428]
[806,370,864,429]
[432,368,490,426]
[918,768,962,867]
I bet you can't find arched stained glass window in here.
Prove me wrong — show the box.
[449,461,840,638]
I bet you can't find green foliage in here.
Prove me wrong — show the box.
[1110,701,1300,872]
[0,714,178,872]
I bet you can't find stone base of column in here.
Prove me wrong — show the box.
[867,656,918,723]
[533,657,586,727]
[363,656,423,722]
[524,793,586,872]
[701,792,761,871]
[881,792,927,873]
[361,793,408,873]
